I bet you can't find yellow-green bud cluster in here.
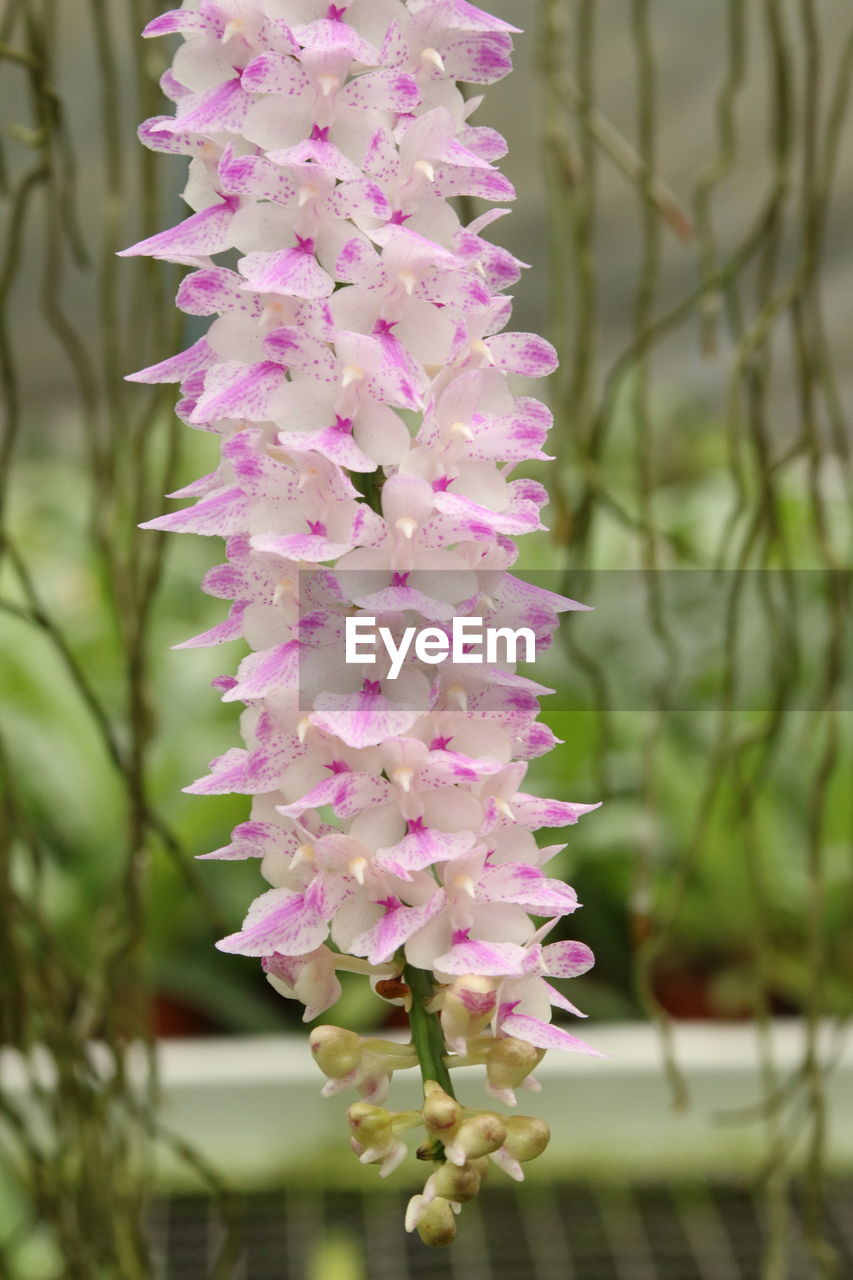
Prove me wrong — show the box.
[404,1084,551,1246]
[308,1026,555,1247]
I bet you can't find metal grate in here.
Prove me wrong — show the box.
[147,1182,853,1279]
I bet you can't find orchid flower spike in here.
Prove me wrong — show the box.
[129,0,601,1246]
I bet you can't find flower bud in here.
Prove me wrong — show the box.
[418,1199,457,1247]
[309,1025,362,1079]
[406,1195,457,1247]
[346,1102,393,1149]
[503,1115,550,1163]
[422,1081,462,1138]
[486,1037,545,1091]
[445,1112,507,1164]
[428,1159,482,1204]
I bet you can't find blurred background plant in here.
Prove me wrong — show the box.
[0,1,851,1277]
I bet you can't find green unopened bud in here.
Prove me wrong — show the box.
[429,1159,482,1204]
[447,1112,507,1162]
[422,1081,462,1137]
[486,1037,545,1090]
[415,1196,457,1247]
[309,1025,362,1079]
[347,1102,393,1147]
[503,1115,550,1163]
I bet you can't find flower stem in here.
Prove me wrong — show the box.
[404,964,456,1099]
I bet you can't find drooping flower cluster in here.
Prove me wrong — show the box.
[128,0,600,1245]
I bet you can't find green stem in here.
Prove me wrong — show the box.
[404,965,456,1099]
